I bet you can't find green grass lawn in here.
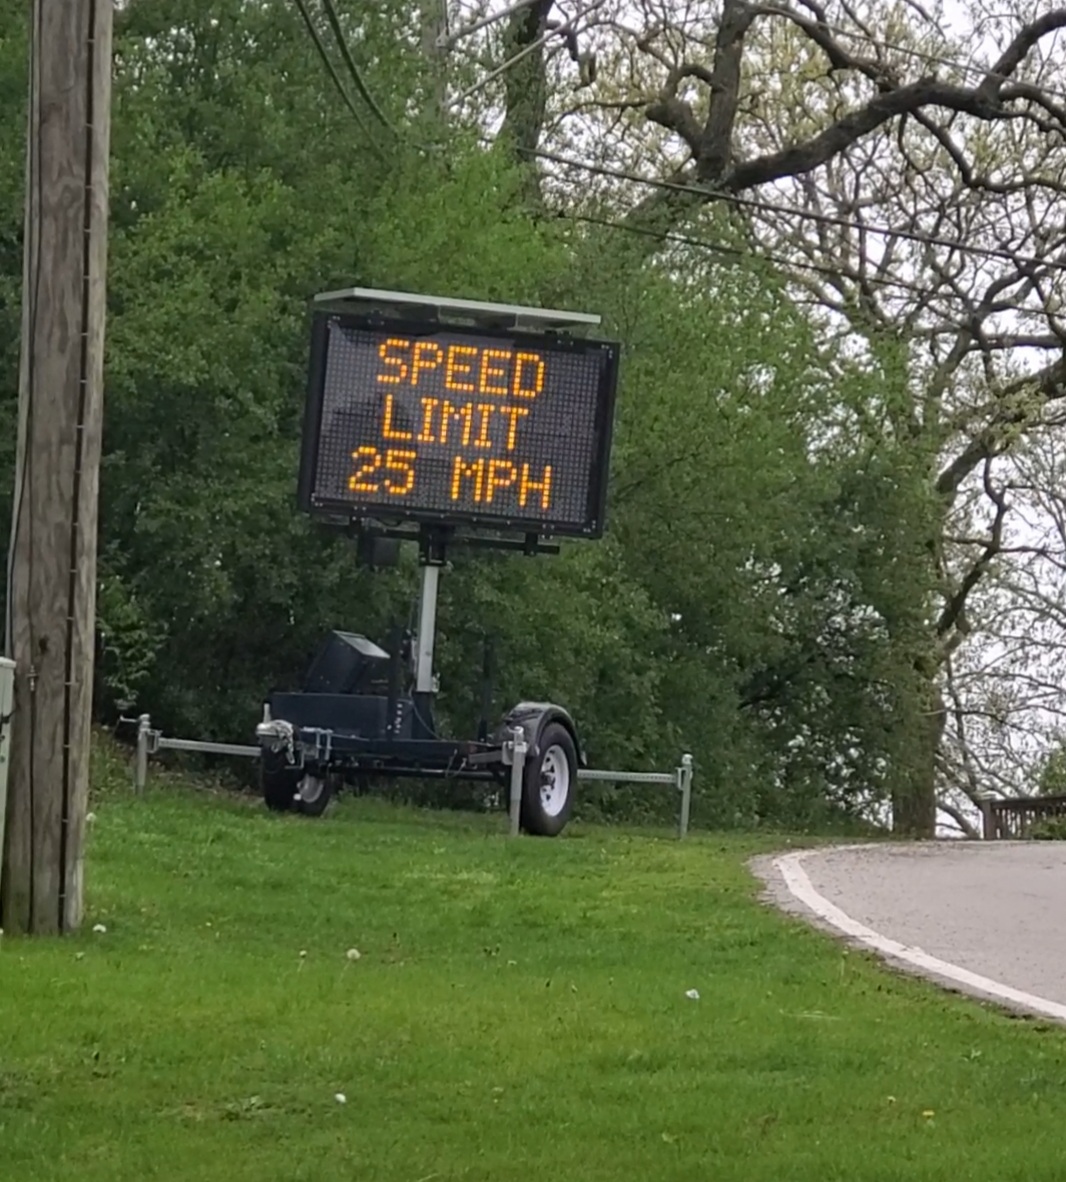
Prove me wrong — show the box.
[4,751,1066,1181]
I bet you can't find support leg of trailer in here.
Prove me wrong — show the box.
[508,729,528,837]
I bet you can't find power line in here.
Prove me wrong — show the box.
[291,0,378,145]
[455,0,605,106]
[460,1,1066,112]
[318,0,395,132]
[524,146,1066,275]
[561,209,960,299]
[288,0,1066,276]
[442,0,543,49]
[449,3,1066,202]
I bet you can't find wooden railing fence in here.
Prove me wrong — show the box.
[979,793,1066,840]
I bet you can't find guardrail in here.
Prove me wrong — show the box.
[129,714,695,839]
[978,792,1066,839]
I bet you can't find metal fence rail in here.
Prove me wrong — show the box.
[130,714,695,838]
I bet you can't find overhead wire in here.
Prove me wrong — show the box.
[318,0,395,131]
[454,0,1066,108]
[523,146,1066,274]
[291,0,378,145]
[442,0,544,48]
[560,209,969,299]
[440,3,1066,270]
[455,0,607,105]
[288,0,1066,277]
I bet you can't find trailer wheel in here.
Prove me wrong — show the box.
[261,749,299,813]
[295,770,333,818]
[521,723,576,837]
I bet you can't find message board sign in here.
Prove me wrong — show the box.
[298,311,620,537]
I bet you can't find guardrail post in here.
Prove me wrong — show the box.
[508,728,527,837]
[677,754,693,840]
[977,792,995,840]
[134,713,150,794]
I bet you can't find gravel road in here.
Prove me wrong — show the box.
[753,841,1066,1019]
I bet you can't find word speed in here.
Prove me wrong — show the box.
[298,312,620,537]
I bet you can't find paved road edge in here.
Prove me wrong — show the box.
[759,846,1066,1025]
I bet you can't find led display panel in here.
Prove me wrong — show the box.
[298,312,620,537]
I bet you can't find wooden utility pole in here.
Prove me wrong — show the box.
[1,0,113,935]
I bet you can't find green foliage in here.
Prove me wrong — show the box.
[1030,816,1066,840]
[95,0,449,735]
[555,256,935,825]
[1035,746,1066,797]
[439,537,672,762]
[0,0,937,829]
[1028,748,1066,838]
[359,145,570,303]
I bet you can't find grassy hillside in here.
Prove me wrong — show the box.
[2,748,1064,1180]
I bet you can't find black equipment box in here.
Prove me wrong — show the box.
[302,631,390,695]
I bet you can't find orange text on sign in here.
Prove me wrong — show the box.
[382,395,530,451]
[345,447,554,513]
[348,446,417,496]
[450,457,552,509]
[376,337,545,399]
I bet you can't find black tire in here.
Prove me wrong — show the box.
[261,748,300,813]
[520,722,577,837]
[294,770,334,818]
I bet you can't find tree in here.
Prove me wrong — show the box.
[305,103,925,826]
[0,0,972,839]
[939,424,1066,821]
[446,0,1066,835]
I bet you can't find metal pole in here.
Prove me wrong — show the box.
[678,753,693,840]
[508,729,527,837]
[415,562,440,695]
[134,713,150,795]
[0,657,15,890]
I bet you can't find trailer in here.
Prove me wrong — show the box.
[255,286,621,837]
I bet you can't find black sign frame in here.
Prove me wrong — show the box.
[297,310,621,538]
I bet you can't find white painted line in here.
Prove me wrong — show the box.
[773,848,1066,1024]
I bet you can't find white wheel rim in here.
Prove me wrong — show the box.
[298,774,325,804]
[539,745,571,818]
